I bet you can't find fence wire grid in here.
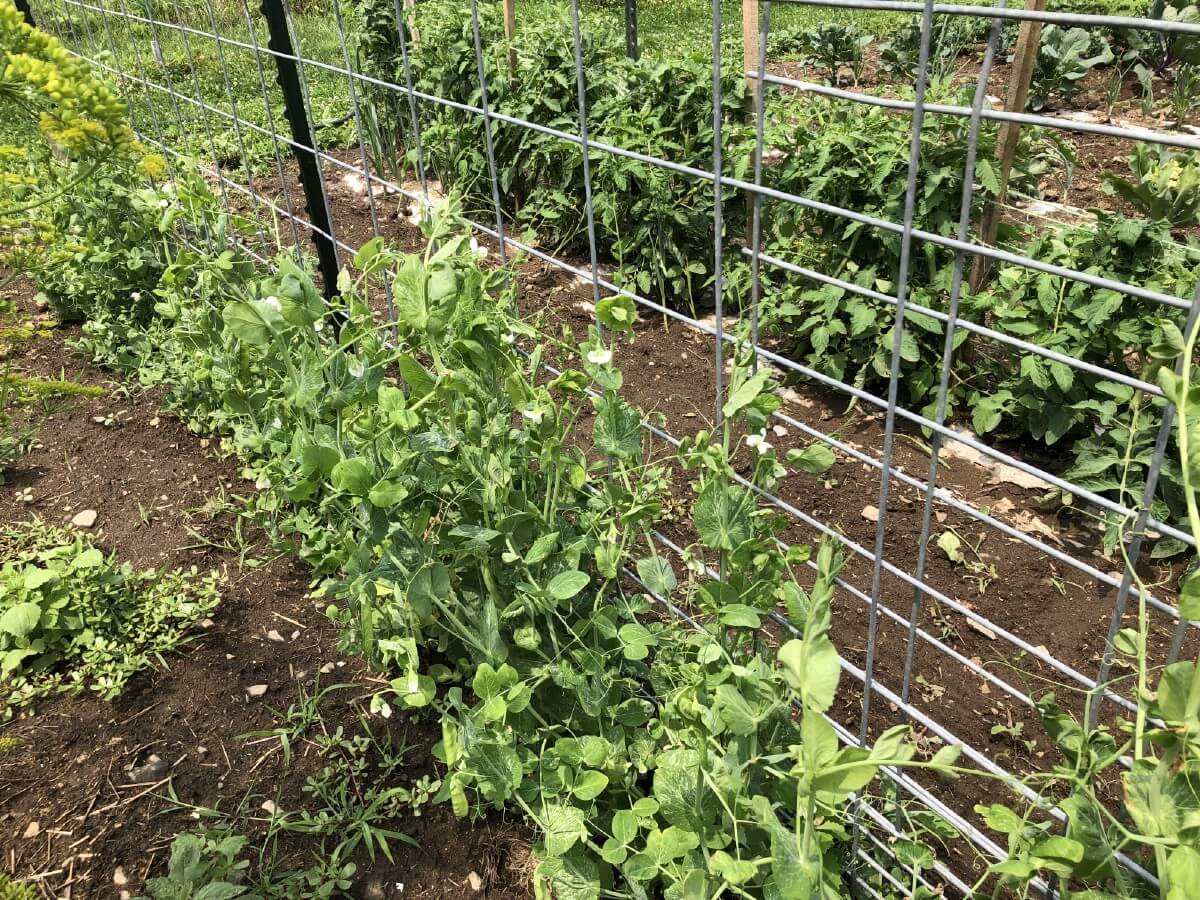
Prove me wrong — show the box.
[24,0,1200,894]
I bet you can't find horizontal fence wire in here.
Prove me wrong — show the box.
[29,0,1200,893]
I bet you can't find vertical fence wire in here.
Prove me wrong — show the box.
[858,0,937,746]
[900,1,1007,707]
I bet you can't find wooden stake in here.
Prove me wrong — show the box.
[503,0,518,75]
[969,0,1046,292]
[404,0,419,48]
[742,0,761,244]
[743,0,760,116]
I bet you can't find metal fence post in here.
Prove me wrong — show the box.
[625,0,638,59]
[15,0,35,27]
[259,0,341,301]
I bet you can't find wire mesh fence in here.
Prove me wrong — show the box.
[22,0,1200,892]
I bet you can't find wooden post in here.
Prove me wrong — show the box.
[743,0,760,116]
[969,0,1046,292]
[404,0,419,48]
[502,0,518,75]
[743,0,761,243]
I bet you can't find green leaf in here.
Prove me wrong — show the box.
[1181,570,1200,620]
[714,683,758,735]
[541,804,587,857]
[397,354,436,398]
[547,571,590,601]
[592,395,642,460]
[722,370,771,421]
[368,479,408,508]
[718,604,761,629]
[777,636,840,713]
[618,623,656,660]
[222,300,277,346]
[694,477,754,552]
[787,443,836,474]
[572,770,609,801]
[525,532,559,566]
[635,556,676,597]
[331,457,374,496]
[596,295,636,332]
[1167,846,1200,900]
[0,602,42,638]
[611,809,638,843]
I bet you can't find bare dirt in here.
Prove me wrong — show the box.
[0,278,532,900]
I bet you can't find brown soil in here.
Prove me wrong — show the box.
[0,278,532,900]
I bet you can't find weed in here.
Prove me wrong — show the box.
[0,519,221,708]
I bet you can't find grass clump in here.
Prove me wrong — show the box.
[0,520,221,710]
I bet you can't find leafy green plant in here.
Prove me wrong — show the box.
[878,15,986,82]
[138,832,250,900]
[1027,25,1114,111]
[0,874,34,900]
[977,214,1198,550]
[1169,63,1200,124]
[1103,145,1200,229]
[62,176,962,897]
[974,327,1200,899]
[794,23,873,84]
[0,520,221,706]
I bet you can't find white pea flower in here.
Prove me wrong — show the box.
[501,332,516,345]
[348,356,366,378]
[586,348,613,366]
[271,417,282,429]
[131,291,141,302]
[255,476,271,490]
[162,181,175,195]
[262,295,282,313]
[522,407,545,425]
[746,430,772,454]
[314,319,325,333]
[158,198,170,209]
[469,237,488,260]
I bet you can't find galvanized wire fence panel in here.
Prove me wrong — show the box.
[27,0,1200,891]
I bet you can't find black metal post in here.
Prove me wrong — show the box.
[624,0,637,59]
[259,0,340,302]
[15,0,36,27]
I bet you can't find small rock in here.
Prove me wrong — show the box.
[260,800,277,814]
[362,879,386,900]
[71,509,98,528]
[861,505,879,523]
[113,867,128,886]
[319,663,336,674]
[772,425,788,437]
[245,684,269,698]
[266,629,285,643]
[198,618,215,629]
[467,871,483,892]
[127,754,167,783]
[23,821,39,839]
[148,417,160,427]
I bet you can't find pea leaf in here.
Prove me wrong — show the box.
[618,623,656,660]
[547,570,589,601]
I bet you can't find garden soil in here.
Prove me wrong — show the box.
[0,277,533,900]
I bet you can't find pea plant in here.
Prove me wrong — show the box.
[972,312,1200,900]
[61,175,975,896]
